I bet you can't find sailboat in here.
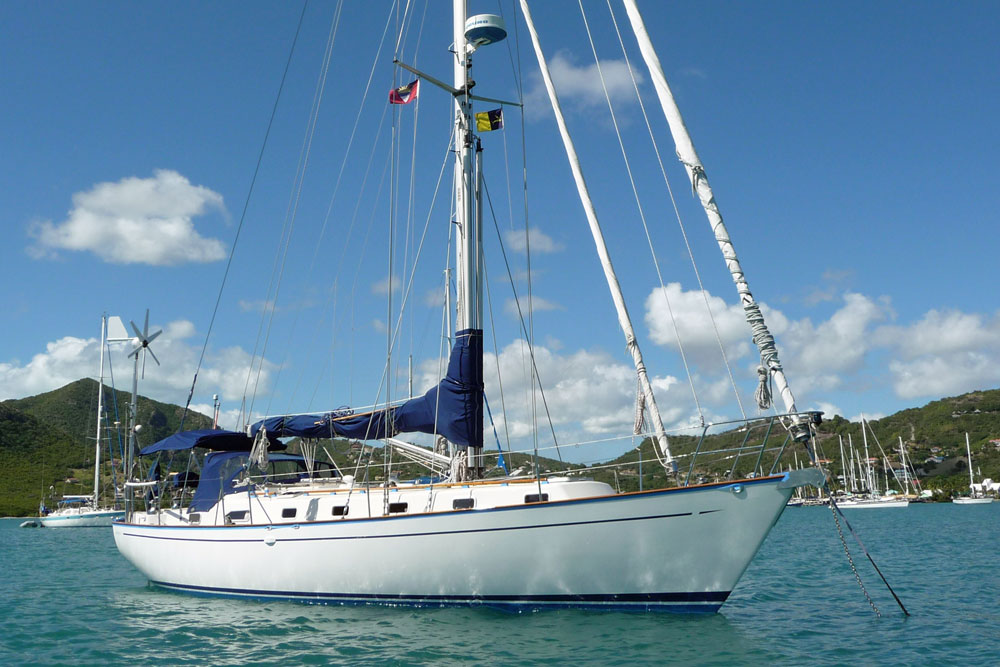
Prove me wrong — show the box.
[953,433,994,504]
[112,0,825,612]
[40,315,128,527]
[836,418,908,509]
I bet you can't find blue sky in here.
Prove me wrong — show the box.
[2,1,998,464]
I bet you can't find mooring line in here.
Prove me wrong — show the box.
[804,437,908,616]
[829,497,910,616]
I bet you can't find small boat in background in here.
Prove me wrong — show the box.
[40,314,131,528]
[953,433,995,505]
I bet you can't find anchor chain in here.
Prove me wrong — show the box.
[829,501,880,617]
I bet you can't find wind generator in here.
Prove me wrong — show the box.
[123,309,161,514]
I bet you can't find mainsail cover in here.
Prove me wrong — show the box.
[250,329,483,448]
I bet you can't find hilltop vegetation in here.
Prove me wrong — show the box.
[2,381,998,515]
[0,379,212,516]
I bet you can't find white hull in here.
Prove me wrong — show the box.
[40,509,124,527]
[114,470,820,612]
[836,497,909,509]
[952,497,994,505]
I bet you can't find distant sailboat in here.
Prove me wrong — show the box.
[952,433,994,504]
[836,418,908,509]
[41,315,130,527]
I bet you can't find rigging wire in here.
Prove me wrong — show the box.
[285,1,401,414]
[250,0,345,421]
[177,0,309,431]
[577,0,706,426]
[604,0,749,419]
[483,179,562,462]
[503,1,547,482]
[482,262,513,456]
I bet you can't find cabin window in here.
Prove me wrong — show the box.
[452,498,475,510]
[332,505,349,516]
[189,513,201,524]
[281,508,297,518]
[524,493,549,504]
[225,510,247,523]
[388,502,408,514]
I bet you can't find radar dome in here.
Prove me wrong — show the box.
[465,14,506,48]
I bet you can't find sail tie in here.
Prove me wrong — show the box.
[633,377,646,435]
[754,365,773,411]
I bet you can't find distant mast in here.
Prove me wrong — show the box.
[92,315,107,508]
[965,433,975,490]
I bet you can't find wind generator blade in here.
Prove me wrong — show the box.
[146,329,163,345]
[128,344,143,359]
[130,320,143,339]
[141,349,147,379]
[143,309,150,337]
[147,347,160,367]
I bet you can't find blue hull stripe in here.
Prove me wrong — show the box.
[149,580,729,612]
[121,510,694,544]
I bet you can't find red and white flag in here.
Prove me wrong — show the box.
[389,79,419,105]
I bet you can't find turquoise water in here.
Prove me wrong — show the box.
[1,504,997,665]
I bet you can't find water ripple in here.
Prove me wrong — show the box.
[1,504,997,665]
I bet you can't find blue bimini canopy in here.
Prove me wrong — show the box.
[139,429,282,456]
[250,329,484,448]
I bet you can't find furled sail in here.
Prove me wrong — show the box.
[250,329,483,448]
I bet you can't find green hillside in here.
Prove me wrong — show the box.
[1,379,213,516]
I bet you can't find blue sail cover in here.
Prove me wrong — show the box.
[250,329,483,448]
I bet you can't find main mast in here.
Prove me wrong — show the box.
[453,0,484,475]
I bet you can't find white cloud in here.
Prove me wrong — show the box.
[811,401,843,421]
[871,309,1000,400]
[645,282,1000,412]
[876,309,997,360]
[524,51,643,119]
[888,351,999,400]
[503,295,563,318]
[644,282,756,365]
[27,169,227,265]
[371,276,402,295]
[423,286,446,309]
[239,299,276,314]
[781,293,891,379]
[0,336,94,400]
[503,227,563,254]
[0,321,275,417]
[678,67,708,80]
